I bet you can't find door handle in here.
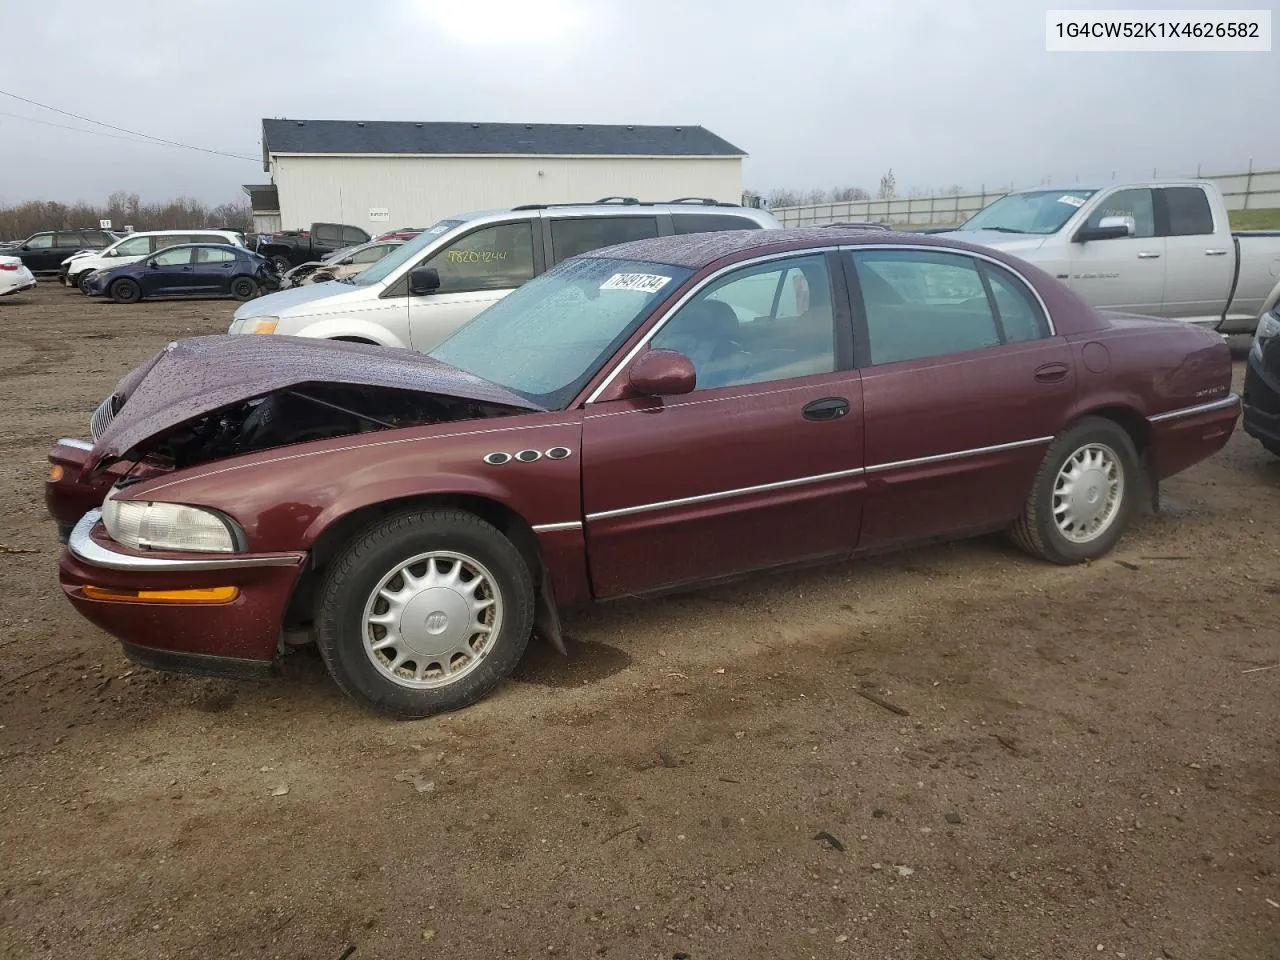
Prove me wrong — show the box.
[802,397,850,421]
[1034,362,1069,383]
[1205,249,1228,256]
[1136,251,1161,259]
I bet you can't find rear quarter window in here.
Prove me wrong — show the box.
[671,213,763,234]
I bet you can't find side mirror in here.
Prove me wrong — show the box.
[148,261,159,269]
[627,349,696,397]
[409,266,441,295]
[1074,215,1135,243]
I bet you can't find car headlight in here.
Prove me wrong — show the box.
[1253,310,1280,361]
[102,495,243,553]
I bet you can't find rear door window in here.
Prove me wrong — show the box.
[850,250,1002,365]
[549,216,659,264]
[115,235,153,256]
[421,221,536,294]
[671,213,762,234]
[196,247,236,264]
[1162,187,1215,236]
[154,235,185,251]
[342,227,368,245]
[315,224,342,244]
[55,231,85,248]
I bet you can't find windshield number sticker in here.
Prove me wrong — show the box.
[600,273,671,294]
[447,250,508,263]
[1057,195,1087,208]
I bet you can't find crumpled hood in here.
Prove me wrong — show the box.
[86,334,543,472]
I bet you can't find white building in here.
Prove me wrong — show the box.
[243,119,748,233]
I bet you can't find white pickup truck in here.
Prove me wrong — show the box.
[940,179,1280,333]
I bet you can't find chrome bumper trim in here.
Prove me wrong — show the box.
[68,509,304,573]
[1147,394,1240,423]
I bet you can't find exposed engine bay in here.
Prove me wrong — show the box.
[137,384,522,469]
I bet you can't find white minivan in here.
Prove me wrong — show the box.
[229,200,781,351]
[63,229,246,292]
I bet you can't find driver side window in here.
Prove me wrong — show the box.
[152,247,193,267]
[1085,188,1155,238]
[650,255,836,391]
[421,222,535,294]
[27,234,54,249]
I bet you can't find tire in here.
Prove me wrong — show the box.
[109,278,141,304]
[315,509,535,719]
[76,273,93,295]
[270,255,292,274]
[1010,416,1141,565]
[231,277,258,301]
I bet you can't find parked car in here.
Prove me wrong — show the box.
[1243,304,1280,457]
[62,229,247,292]
[373,227,426,242]
[0,228,117,274]
[80,244,279,303]
[256,222,372,272]
[230,200,782,349]
[281,239,405,288]
[46,228,1238,717]
[0,255,37,297]
[938,180,1280,333]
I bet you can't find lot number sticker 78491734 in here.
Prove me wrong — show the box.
[600,273,672,294]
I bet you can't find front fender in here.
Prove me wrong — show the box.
[285,316,408,349]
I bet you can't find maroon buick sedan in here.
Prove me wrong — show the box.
[46,229,1239,718]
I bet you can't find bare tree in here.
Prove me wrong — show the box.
[0,194,252,241]
[831,186,870,202]
[766,188,803,208]
[877,169,897,201]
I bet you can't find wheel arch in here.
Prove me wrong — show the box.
[283,491,560,649]
[1062,403,1157,511]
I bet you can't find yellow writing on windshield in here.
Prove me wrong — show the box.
[447,250,509,264]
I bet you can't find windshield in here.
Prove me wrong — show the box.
[350,219,464,286]
[959,190,1097,235]
[430,257,692,409]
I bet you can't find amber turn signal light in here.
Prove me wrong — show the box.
[82,585,240,604]
[253,320,278,334]
[48,464,64,482]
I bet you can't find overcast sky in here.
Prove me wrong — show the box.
[1,0,1276,206]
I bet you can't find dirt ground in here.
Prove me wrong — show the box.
[0,284,1276,960]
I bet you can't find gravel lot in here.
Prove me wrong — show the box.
[1,284,1277,960]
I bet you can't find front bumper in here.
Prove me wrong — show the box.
[59,509,307,671]
[1242,346,1280,447]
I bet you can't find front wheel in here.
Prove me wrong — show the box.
[230,276,259,301]
[76,273,94,295]
[1011,417,1140,564]
[109,278,141,304]
[270,255,292,273]
[315,509,535,719]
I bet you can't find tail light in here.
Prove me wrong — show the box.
[0,264,18,272]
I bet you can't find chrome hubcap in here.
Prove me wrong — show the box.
[1052,442,1124,543]
[361,551,501,689]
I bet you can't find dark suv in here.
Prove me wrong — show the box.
[0,229,117,273]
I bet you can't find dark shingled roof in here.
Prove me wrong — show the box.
[261,119,747,160]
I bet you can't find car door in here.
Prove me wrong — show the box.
[402,220,539,351]
[1067,187,1166,315]
[193,246,237,293]
[1158,185,1235,322]
[21,233,56,271]
[141,246,197,295]
[581,251,866,598]
[53,231,87,268]
[847,247,1076,551]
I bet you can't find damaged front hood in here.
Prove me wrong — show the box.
[87,334,544,472]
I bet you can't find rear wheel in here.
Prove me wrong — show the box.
[109,278,141,304]
[315,509,535,719]
[230,276,258,301]
[1011,417,1140,564]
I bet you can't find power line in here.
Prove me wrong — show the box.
[0,109,176,147]
[0,88,259,162]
